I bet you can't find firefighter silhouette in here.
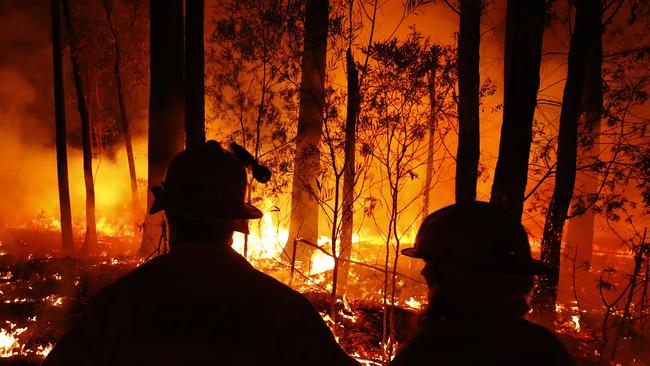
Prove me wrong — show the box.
[391,201,575,366]
[42,140,359,366]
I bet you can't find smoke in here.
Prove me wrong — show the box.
[0,1,148,235]
[0,1,56,226]
[0,0,644,249]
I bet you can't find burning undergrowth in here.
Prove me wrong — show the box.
[0,213,647,365]
[0,250,418,365]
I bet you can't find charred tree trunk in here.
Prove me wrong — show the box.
[185,0,206,149]
[51,0,75,256]
[283,0,329,264]
[490,0,545,219]
[338,48,360,292]
[455,0,481,204]
[101,0,141,227]
[531,0,597,320]
[423,64,437,216]
[62,0,97,257]
[140,0,185,255]
[566,0,602,266]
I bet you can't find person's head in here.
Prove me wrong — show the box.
[149,140,264,248]
[402,201,550,318]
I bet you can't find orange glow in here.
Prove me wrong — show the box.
[0,322,26,358]
[0,321,53,359]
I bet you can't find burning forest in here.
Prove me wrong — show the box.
[0,0,649,365]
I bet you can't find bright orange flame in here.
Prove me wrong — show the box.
[0,322,26,358]
[0,320,52,359]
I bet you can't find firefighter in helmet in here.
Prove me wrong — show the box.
[42,140,359,366]
[390,201,575,366]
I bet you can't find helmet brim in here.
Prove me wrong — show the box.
[148,186,264,219]
[400,247,420,258]
[400,246,554,275]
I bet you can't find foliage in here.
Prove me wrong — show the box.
[206,0,306,202]
[63,0,148,155]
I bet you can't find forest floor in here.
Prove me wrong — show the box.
[0,229,647,365]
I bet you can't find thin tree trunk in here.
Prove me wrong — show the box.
[62,0,97,257]
[455,0,481,204]
[185,0,206,149]
[338,48,359,294]
[140,0,185,255]
[51,0,75,256]
[101,0,141,227]
[566,0,602,265]
[423,64,437,217]
[531,0,597,320]
[283,0,329,264]
[490,0,545,219]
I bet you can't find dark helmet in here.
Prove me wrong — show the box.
[149,140,263,232]
[402,201,550,275]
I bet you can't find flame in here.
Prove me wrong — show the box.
[571,315,581,332]
[403,296,424,310]
[229,202,339,276]
[44,295,64,307]
[95,216,134,237]
[231,203,288,262]
[311,235,337,275]
[48,218,61,230]
[35,344,53,357]
[0,321,52,359]
[0,322,26,358]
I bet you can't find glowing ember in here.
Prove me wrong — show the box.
[4,298,29,304]
[45,295,64,307]
[35,343,53,357]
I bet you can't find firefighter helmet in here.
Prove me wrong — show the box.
[402,201,550,275]
[149,140,263,225]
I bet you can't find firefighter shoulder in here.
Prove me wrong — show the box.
[41,141,359,366]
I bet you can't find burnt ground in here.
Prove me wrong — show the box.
[0,230,648,365]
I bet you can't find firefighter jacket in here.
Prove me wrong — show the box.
[41,245,360,366]
[389,314,575,366]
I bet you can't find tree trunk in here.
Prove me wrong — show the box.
[61,0,97,257]
[101,0,141,228]
[185,0,206,149]
[338,48,359,292]
[140,0,185,255]
[283,0,329,264]
[455,0,481,204]
[490,0,545,219]
[565,0,602,266]
[531,0,597,320]
[423,64,437,217]
[51,0,75,256]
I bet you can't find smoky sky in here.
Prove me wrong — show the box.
[0,0,58,146]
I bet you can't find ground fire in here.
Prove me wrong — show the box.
[1,0,649,365]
